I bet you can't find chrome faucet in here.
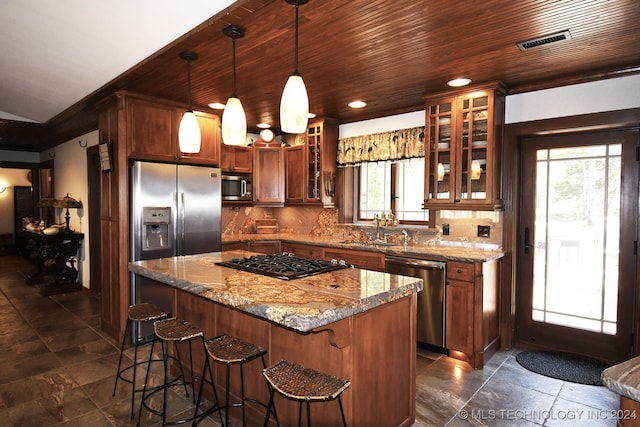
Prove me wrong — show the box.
[374,214,381,240]
[402,230,409,246]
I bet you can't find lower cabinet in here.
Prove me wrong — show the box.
[248,240,281,254]
[281,242,324,259]
[445,260,499,369]
[282,242,385,271]
[221,242,247,251]
[222,240,281,254]
[323,248,385,272]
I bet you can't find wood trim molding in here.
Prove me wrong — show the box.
[500,107,640,351]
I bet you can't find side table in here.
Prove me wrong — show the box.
[19,229,84,295]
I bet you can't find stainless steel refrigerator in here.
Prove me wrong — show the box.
[130,161,221,344]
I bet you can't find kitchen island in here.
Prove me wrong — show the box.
[129,250,423,426]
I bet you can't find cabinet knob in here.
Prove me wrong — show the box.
[457,269,462,274]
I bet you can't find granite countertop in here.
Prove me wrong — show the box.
[223,233,505,263]
[129,250,423,333]
[602,356,640,401]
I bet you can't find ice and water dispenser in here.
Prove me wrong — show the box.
[142,207,171,251]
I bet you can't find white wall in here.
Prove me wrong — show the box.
[339,74,640,137]
[39,130,99,288]
[505,74,640,124]
[0,169,32,234]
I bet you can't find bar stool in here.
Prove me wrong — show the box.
[137,317,223,427]
[112,302,168,419]
[262,359,350,427]
[204,334,275,426]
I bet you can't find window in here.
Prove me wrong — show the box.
[358,157,428,222]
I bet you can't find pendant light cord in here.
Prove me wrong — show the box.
[232,36,237,97]
[186,58,192,111]
[294,0,300,74]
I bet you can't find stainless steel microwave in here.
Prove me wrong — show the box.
[221,174,252,201]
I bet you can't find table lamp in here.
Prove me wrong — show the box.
[53,194,83,232]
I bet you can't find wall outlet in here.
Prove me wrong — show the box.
[442,223,450,235]
[477,225,490,238]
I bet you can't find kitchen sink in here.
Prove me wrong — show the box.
[338,240,397,248]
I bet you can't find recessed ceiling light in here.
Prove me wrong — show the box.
[348,100,367,109]
[308,112,316,119]
[447,78,471,87]
[257,123,271,129]
[208,102,226,110]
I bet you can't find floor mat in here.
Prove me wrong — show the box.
[516,350,609,386]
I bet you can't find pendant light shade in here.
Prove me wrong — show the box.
[178,51,201,153]
[222,25,247,146]
[179,111,201,153]
[280,0,310,134]
[222,96,247,146]
[281,73,309,134]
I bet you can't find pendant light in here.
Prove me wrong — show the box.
[280,0,310,134]
[221,25,248,146]
[178,51,201,153]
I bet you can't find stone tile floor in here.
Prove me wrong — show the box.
[0,256,620,426]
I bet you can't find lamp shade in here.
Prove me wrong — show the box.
[222,96,247,146]
[280,73,309,134]
[53,194,82,209]
[178,110,201,153]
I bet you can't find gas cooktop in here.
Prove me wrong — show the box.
[216,253,350,280]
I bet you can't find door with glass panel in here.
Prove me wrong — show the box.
[517,130,637,363]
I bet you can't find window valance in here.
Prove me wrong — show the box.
[337,126,425,167]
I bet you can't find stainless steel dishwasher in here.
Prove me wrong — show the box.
[385,256,446,350]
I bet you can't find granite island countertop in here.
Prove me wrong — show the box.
[222,232,505,263]
[129,250,423,333]
[602,355,640,402]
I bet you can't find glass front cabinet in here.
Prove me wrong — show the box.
[424,82,506,210]
[284,118,338,207]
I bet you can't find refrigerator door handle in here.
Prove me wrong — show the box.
[172,191,179,256]
[180,192,186,252]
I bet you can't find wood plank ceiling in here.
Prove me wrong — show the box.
[2,0,639,152]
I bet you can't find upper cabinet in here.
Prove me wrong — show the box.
[284,118,338,207]
[123,93,221,165]
[253,145,285,206]
[423,83,505,210]
[220,145,252,173]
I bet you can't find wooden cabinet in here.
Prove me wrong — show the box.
[281,242,324,259]
[323,247,385,271]
[222,240,281,254]
[221,241,247,251]
[180,111,221,165]
[424,83,505,210]
[126,96,176,160]
[281,242,389,271]
[445,260,499,369]
[284,118,338,207]
[220,145,252,173]
[249,240,281,254]
[253,145,284,205]
[284,145,305,203]
[125,93,221,165]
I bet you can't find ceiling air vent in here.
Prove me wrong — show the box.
[517,30,572,51]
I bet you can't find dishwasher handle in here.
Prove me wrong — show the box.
[385,256,446,270]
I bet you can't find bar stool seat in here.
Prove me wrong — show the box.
[263,359,350,427]
[112,302,168,419]
[204,334,273,426]
[137,317,223,427]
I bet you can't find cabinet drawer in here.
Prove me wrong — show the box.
[324,248,385,271]
[282,243,324,259]
[222,242,247,251]
[447,261,475,282]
